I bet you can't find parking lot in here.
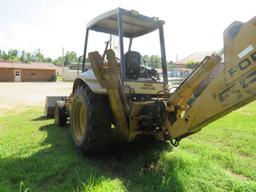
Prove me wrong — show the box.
[0,82,73,115]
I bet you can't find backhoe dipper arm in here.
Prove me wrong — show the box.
[167,16,256,140]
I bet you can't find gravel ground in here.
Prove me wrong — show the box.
[0,82,73,115]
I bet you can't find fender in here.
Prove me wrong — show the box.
[73,69,107,94]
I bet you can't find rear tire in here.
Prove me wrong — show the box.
[54,100,67,127]
[70,86,112,154]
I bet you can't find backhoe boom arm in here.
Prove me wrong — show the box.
[167,16,256,140]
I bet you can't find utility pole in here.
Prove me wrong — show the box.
[176,54,179,64]
[62,47,64,77]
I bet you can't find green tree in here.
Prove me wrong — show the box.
[26,52,31,63]
[64,51,77,66]
[143,55,161,69]
[6,49,19,62]
[0,50,3,61]
[19,50,26,63]
[34,51,44,62]
[43,57,53,63]
[143,55,149,64]
[185,60,199,69]
[2,51,8,61]
[53,56,63,65]
[19,51,33,63]
[168,60,176,70]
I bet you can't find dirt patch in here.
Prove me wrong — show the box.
[225,169,250,181]
[0,82,72,115]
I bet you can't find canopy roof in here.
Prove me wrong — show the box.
[87,8,165,38]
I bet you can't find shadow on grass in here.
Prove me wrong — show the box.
[31,116,50,121]
[1,122,184,192]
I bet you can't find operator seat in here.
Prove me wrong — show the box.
[125,51,141,79]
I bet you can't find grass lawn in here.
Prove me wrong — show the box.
[0,102,256,192]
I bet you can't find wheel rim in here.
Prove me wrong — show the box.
[73,98,87,141]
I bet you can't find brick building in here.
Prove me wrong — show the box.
[0,62,58,82]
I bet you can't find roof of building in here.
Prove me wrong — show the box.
[87,8,165,38]
[177,51,214,64]
[0,62,60,70]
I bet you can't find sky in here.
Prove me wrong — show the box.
[0,0,255,61]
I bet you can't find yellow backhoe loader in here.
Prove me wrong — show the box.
[47,8,256,154]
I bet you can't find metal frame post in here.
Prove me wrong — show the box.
[159,25,168,89]
[82,29,89,72]
[128,38,133,51]
[118,9,125,82]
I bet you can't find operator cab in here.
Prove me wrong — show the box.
[124,50,160,81]
[82,8,168,94]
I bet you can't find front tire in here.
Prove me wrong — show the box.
[70,86,112,154]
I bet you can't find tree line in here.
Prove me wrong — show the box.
[0,49,175,69]
[0,49,53,64]
[0,49,77,65]
[142,55,175,70]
